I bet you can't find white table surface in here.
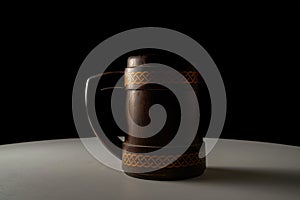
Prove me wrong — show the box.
[0,138,299,200]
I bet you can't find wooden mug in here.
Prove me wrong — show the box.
[95,52,209,180]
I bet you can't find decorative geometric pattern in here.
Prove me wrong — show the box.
[124,71,200,86]
[122,151,204,169]
[124,71,151,86]
[181,71,200,84]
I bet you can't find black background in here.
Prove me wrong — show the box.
[2,9,299,146]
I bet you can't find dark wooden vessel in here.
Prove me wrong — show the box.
[121,53,207,180]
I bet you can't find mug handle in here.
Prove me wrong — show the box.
[85,71,125,159]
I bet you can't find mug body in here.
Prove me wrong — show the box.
[121,54,207,180]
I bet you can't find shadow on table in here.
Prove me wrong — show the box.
[183,167,300,190]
